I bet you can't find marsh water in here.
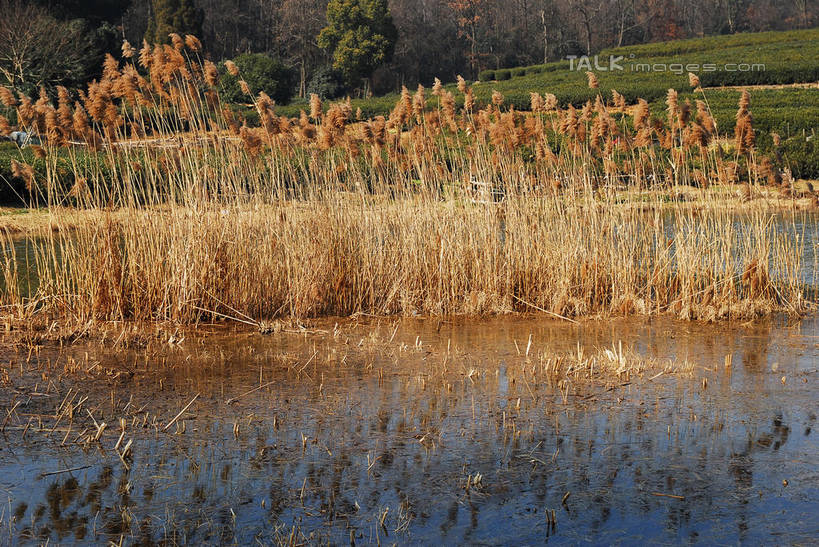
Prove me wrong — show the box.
[0,314,816,545]
[0,210,818,544]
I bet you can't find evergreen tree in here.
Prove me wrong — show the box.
[317,0,397,89]
[34,0,132,25]
[32,0,130,87]
[220,53,296,105]
[145,0,203,44]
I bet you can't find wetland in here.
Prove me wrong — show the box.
[0,315,816,544]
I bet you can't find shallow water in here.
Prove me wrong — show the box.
[0,315,816,545]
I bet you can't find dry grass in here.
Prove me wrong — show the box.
[0,38,815,327]
[0,206,136,234]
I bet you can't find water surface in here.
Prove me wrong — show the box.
[0,315,816,544]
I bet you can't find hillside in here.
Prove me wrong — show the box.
[277,28,819,142]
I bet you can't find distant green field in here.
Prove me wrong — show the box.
[665,88,818,139]
[476,27,818,100]
[276,27,819,140]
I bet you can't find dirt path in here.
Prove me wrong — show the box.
[704,82,819,91]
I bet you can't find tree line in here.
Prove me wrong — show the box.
[1,0,816,102]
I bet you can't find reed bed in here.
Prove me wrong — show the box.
[0,36,814,326]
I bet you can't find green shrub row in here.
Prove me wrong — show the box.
[478,27,819,90]
[781,135,819,180]
[0,142,124,205]
[603,28,819,59]
[0,142,51,205]
[479,61,564,81]
[699,67,819,87]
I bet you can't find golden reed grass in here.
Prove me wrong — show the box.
[0,37,813,326]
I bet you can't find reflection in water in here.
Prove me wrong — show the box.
[0,315,816,544]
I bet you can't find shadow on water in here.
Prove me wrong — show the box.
[0,314,816,544]
[0,237,42,297]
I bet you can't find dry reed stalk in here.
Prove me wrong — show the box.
[0,35,809,330]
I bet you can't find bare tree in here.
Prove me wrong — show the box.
[569,0,603,54]
[0,0,94,92]
[449,0,490,77]
[104,0,819,95]
[277,0,328,97]
[793,0,814,28]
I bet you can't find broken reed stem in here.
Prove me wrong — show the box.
[513,295,579,324]
[162,393,199,432]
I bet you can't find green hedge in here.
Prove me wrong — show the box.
[0,142,129,205]
[219,53,297,105]
[248,28,819,150]
[0,143,28,204]
[781,135,819,180]
[604,28,818,58]
[476,27,819,88]
[0,142,50,205]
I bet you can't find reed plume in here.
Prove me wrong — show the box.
[633,99,650,131]
[687,123,708,149]
[170,33,184,51]
[413,84,426,121]
[225,60,240,77]
[734,90,754,154]
[441,91,456,128]
[204,61,219,87]
[530,92,545,113]
[309,93,323,120]
[665,89,679,125]
[456,75,467,94]
[185,35,202,52]
[139,40,152,69]
[103,54,121,82]
[464,88,475,113]
[0,86,17,107]
[611,89,626,111]
[17,95,35,126]
[400,86,412,115]
[121,40,135,58]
